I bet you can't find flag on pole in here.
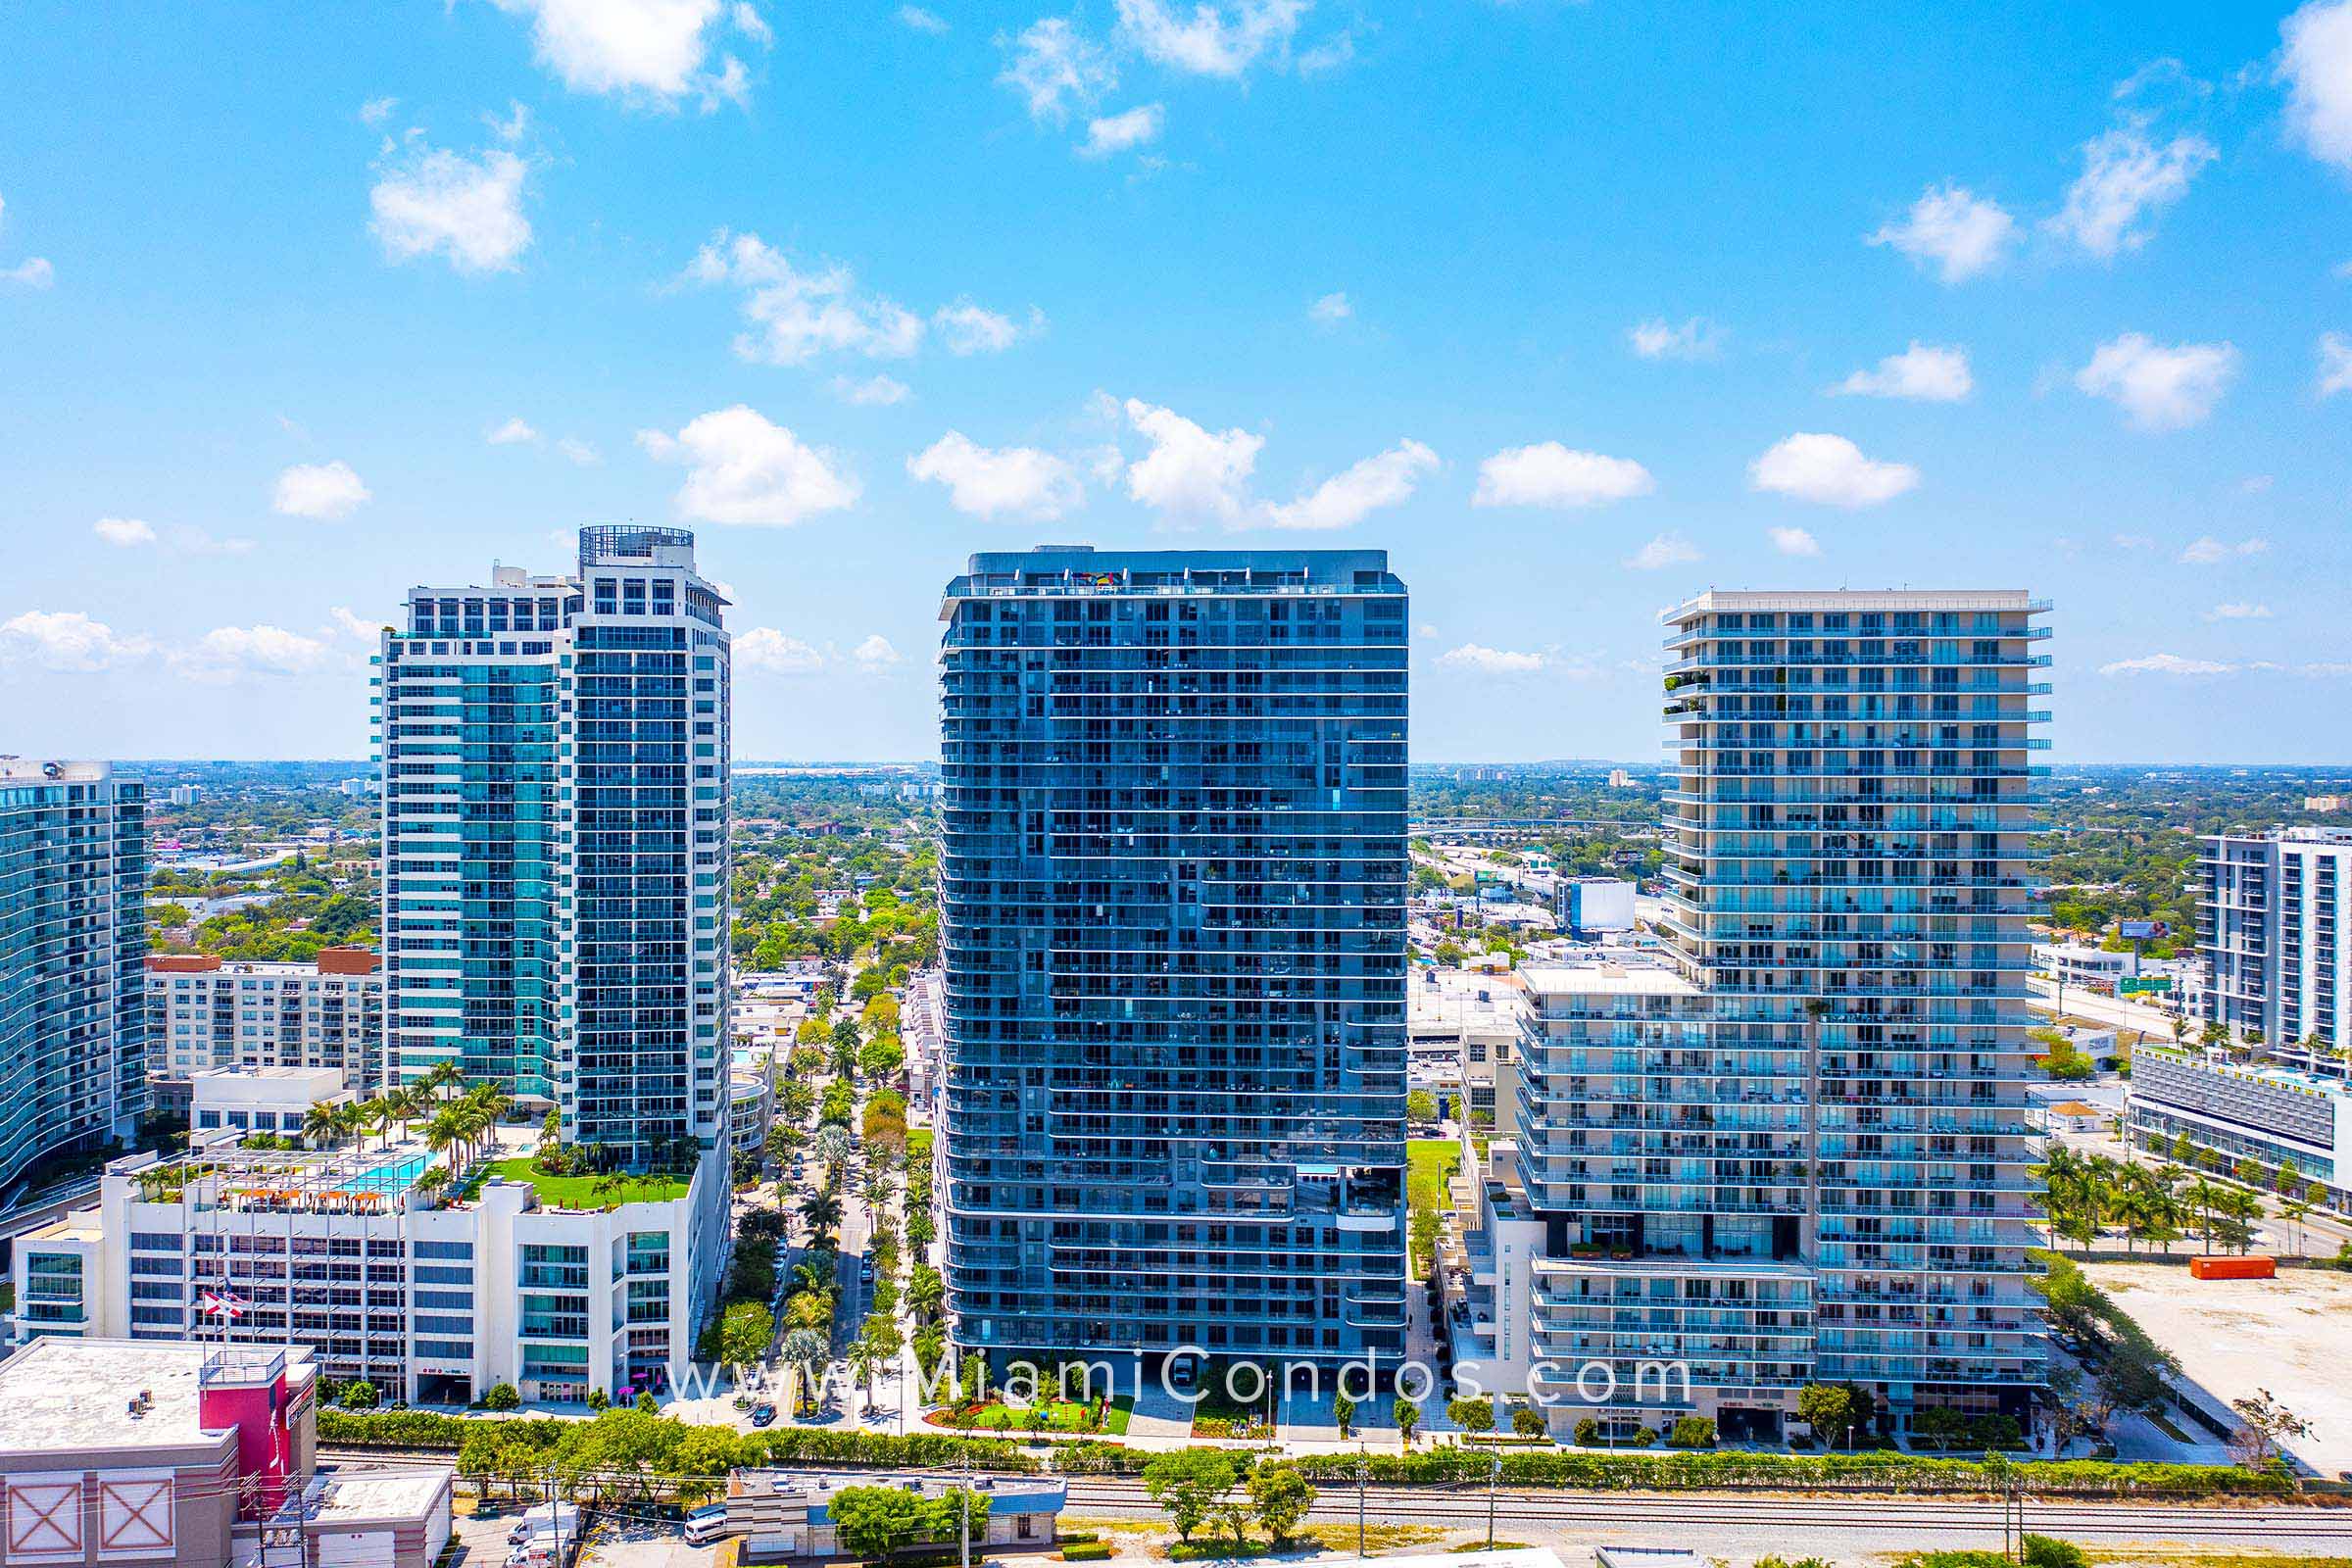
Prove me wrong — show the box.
[200,1288,246,1319]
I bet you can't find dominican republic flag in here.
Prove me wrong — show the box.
[200,1289,245,1319]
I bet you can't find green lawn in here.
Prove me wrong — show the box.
[934,1396,1131,1435]
[473,1157,691,1210]
[1408,1139,1461,1213]
[906,1128,933,1165]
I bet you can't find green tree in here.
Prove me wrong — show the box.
[716,1299,773,1368]
[1142,1449,1239,1544]
[1796,1382,1865,1446]
[1511,1404,1546,1439]
[830,1486,923,1559]
[1394,1396,1422,1446]
[1405,1089,1438,1123]
[1446,1395,1494,1436]
[1246,1463,1314,1546]
[1333,1390,1355,1437]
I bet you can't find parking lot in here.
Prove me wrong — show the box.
[446,1505,720,1567]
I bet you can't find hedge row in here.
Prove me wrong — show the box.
[1280,1447,2291,1497]
[318,1408,1041,1474]
[318,1410,2285,1499]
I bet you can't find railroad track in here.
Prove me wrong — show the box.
[319,1449,2352,1544]
[1059,1480,2352,1542]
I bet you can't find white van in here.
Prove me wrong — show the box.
[509,1503,581,1544]
[683,1504,732,1546]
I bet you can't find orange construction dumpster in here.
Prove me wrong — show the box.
[2188,1254,2276,1280]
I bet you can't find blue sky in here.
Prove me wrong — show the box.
[4,0,2350,762]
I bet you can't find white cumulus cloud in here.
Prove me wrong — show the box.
[637,405,858,527]
[1869,182,2019,283]
[685,230,925,366]
[1081,103,1164,159]
[370,144,532,274]
[2320,331,2352,397]
[907,431,1084,520]
[2100,653,2237,676]
[900,6,950,33]
[1628,317,1721,361]
[3,257,53,289]
[1440,644,1544,676]
[1748,433,1919,508]
[1308,291,1351,324]
[488,0,760,108]
[273,460,371,520]
[1833,342,1973,401]
[0,611,155,671]
[2204,602,2274,620]
[93,517,158,548]
[1472,444,1654,509]
[1768,525,1822,557]
[1624,532,1701,570]
[488,416,541,445]
[2279,0,2352,172]
[832,374,912,406]
[2075,332,2238,429]
[172,625,333,682]
[557,436,601,466]
[2045,127,2216,259]
[932,299,1032,356]
[1118,397,1264,524]
[1114,0,1305,78]
[852,634,902,671]
[2180,535,2270,565]
[735,626,825,673]
[998,16,1115,123]
[1261,440,1438,531]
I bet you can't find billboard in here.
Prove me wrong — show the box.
[2118,920,2170,940]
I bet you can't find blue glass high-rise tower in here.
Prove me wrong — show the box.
[374,526,732,1168]
[938,547,1410,1369]
[0,760,147,1193]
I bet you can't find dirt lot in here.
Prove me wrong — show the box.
[2087,1260,2352,1475]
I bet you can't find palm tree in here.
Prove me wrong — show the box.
[2184,1177,2222,1252]
[800,1189,843,1241]
[846,1335,882,1415]
[810,1126,857,1192]
[425,1106,466,1172]
[779,1328,829,1414]
[383,1085,419,1144]
[303,1101,345,1150]
[332,1102,368,1150]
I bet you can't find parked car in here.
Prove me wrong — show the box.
[684,1504,733,1546]
[859,1259,876,1284]
[750,1401,778,1427]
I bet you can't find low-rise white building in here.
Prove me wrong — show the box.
[2034,943,2133,991]
[7,1126,727,1406]
[730,1072,774,1161]
[723,1471,1065,1561]
[147,950,383,1088]
[191,1064,350,1140]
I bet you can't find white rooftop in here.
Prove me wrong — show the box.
[1518,960,1700,998]
[0,1340,313,1455]
[311,1467,452,1524]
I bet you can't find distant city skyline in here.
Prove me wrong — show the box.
[6,4,2352,763]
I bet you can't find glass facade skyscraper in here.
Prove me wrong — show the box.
[374,526,732,1167]
[938,547,1410,1368]
[0,760,147,1192]
[1497,591,2047,1439]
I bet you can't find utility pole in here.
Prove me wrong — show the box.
[1355,1446,1367,1559]
[548,1462,564,1566]
[960,1437,972,1568]
[1485,1450,1500,1550]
